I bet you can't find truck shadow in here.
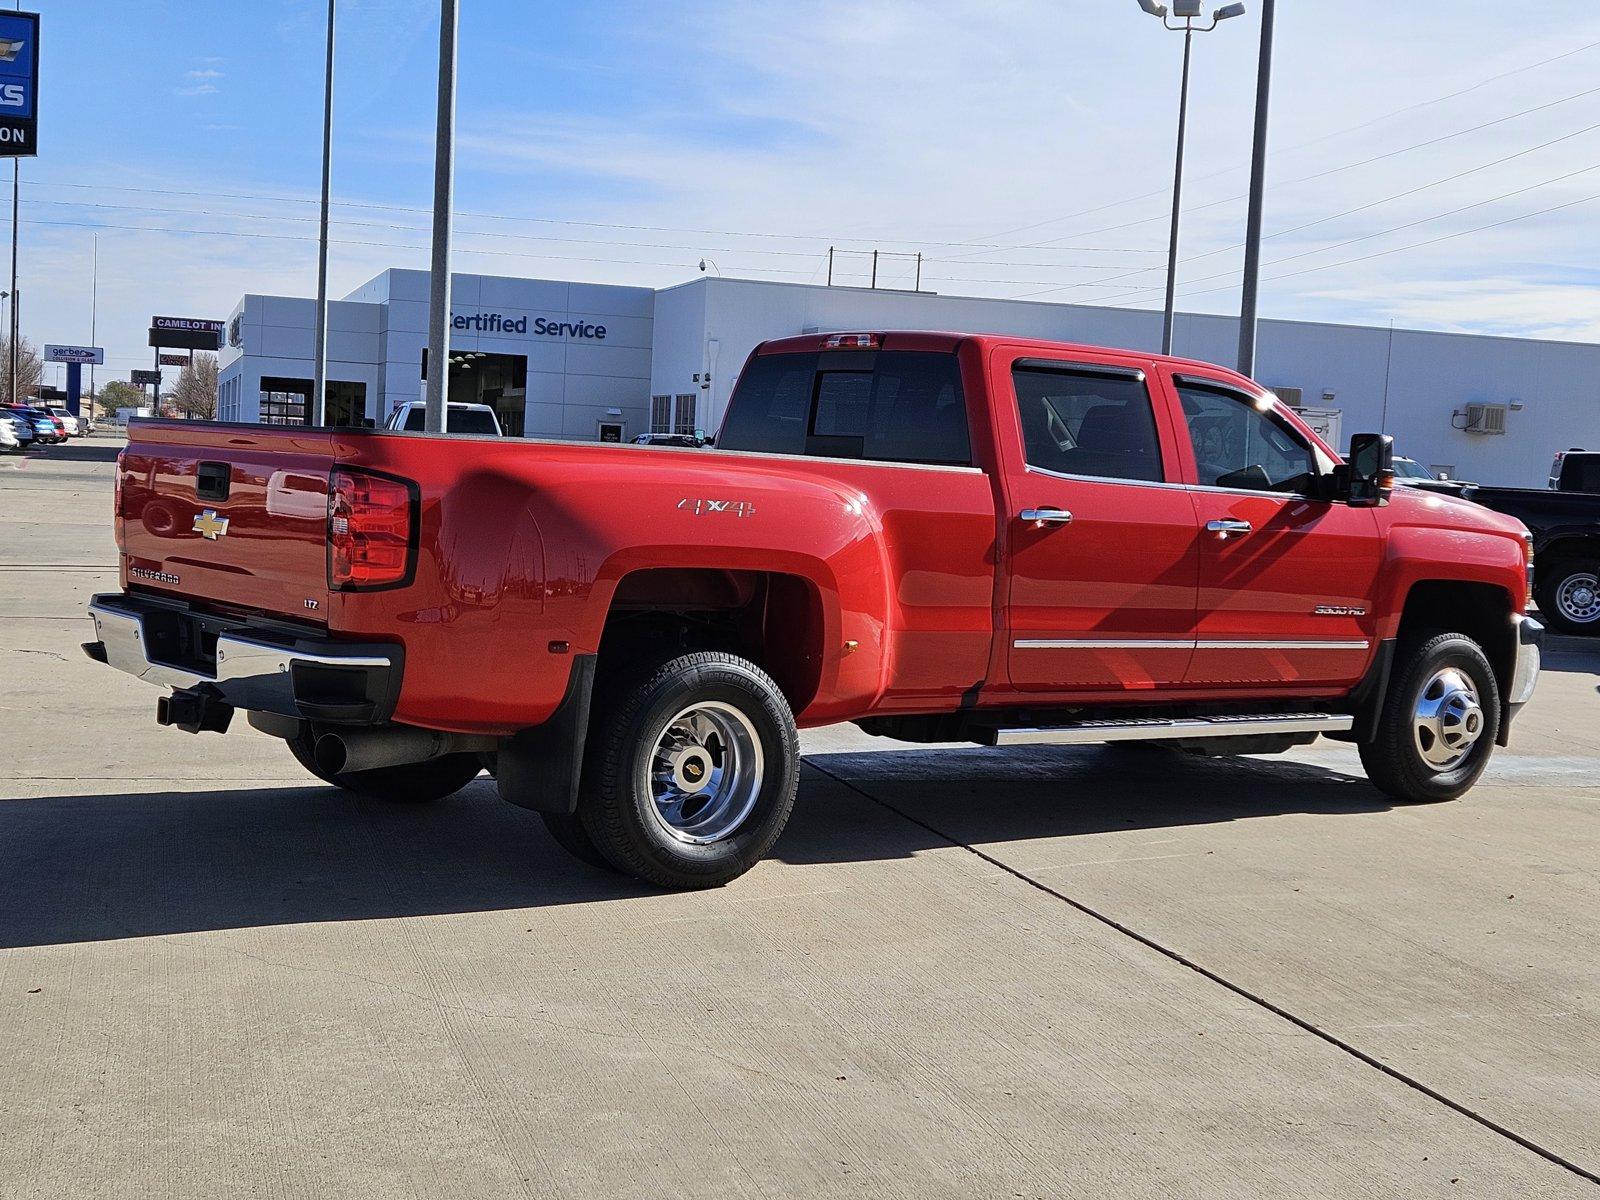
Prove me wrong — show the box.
[33,439,124,463]
[781,744,1391,864]
[1539,634,1600,675]
[0,747,1385,950]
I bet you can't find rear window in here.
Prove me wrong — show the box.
[718,349,970,466]
[401,407,499,435]
[1561,454,1600,492]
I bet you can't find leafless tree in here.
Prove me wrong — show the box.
[0,336,44,406]
[171,352,219,420]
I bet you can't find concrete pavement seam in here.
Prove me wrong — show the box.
[802,758,1600,1188]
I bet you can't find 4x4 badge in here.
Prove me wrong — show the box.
[193,509,230,540]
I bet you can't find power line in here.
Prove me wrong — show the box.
[15,208,1160,286]
[946,35,1600,255]
[14,177,1162,257]
[1092,189,1600,307]
[1024,117,1600,299]
[1020,79,1600,253]
[1063,159,1600,304]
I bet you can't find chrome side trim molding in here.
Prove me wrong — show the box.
[1196,639,1368,651]
[1014,638,1369,651]
[1015,638,1191,650]
[979,712,1355,747]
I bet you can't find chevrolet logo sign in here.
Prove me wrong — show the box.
[193,509,230,540]
[0,40,23,64]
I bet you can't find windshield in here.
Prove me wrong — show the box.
[1392,458,1431,480]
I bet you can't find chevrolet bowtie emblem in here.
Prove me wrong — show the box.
[193,509,230,540]
[0,40,24,64]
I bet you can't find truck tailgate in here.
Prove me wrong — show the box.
[118,422,336,623]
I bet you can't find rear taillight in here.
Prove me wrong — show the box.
[327,468,417,590]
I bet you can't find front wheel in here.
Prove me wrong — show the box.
[1535,557,1600,636]
[1358,631,1500,804]
[576,652,800,889]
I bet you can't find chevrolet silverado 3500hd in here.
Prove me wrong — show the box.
[86,332,1542,888]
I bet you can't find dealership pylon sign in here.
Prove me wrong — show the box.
[0,11,39,156]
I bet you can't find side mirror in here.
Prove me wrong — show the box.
[1338,433,1394,507]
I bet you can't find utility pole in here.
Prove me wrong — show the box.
[8,159,17,406]
[312,0,336,425]
[1136,1,1245,356]
[423,0,458,434]
[1160,22,1193,356]
[1235,0,1276,377]
[89,235,97,422]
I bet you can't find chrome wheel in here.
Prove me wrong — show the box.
[1555,572,1600,625]
[1412,667,1485,771]
[645,701,764,844]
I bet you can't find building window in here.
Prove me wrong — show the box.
[650,394,672,434]
[260,376,311,425]
[673,394,698,435]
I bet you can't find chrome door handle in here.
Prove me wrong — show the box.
[1206,518,1253,539]
[1020,507,1073,526]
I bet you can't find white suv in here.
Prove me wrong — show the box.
[44,407,80,437]
[384,401,502,436]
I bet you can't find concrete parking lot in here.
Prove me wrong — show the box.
[2,439,1598,1198]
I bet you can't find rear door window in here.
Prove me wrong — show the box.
[1011,364,1165,483]
[718,350,970,466]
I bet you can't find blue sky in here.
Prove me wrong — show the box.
[15,1,1600,388]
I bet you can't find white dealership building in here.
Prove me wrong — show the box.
[219,267,1600,486]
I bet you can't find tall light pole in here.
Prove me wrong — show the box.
[1236,0,1276,377]
[423,0,458,434]
[1135,0,1246,356]
[312,0,336,426]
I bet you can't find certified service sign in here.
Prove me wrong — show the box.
[0,12,38,156]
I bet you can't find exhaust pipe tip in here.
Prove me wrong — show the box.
[314,732,353,776]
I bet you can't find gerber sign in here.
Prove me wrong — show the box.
[0,11,39,156]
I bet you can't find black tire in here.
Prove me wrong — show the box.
[539,812,614,872]
[286,728,482,802]
[1535,556,1600,636]
[1359,631,1500,804]
[576,651,799,890]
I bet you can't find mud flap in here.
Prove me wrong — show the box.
[496,655,597,815]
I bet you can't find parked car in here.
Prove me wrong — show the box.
[2,404,62,444]
[44,406,80,437]
[633,432,710,448]
[1451,455,1600,634]
[0,406,33,451]
[1547,448,1600,492]
[87,331,1540,889]
[0,411,16,452]
[384,401,502,436]
[1392,455,1474,496]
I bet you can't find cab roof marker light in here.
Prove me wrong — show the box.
[823,333,880,350]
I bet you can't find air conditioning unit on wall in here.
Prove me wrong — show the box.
[1270,385,1303,406]
[1463,403,1508,435]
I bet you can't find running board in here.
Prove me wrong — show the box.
[975,712,1354,747]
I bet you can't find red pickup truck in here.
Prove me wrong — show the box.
[88,331,1542,889]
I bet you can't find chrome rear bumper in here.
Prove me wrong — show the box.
[85,592,402,724]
